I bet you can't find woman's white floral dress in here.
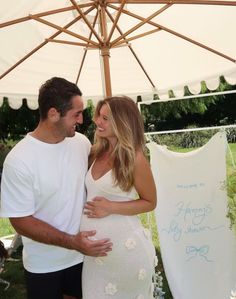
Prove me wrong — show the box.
[80,166,156,299]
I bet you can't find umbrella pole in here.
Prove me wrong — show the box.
[100,47,112,97]
[99,4,112,97]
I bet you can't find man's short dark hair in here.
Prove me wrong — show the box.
[38,77,82,120]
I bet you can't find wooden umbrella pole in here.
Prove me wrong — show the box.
[100,46,112,97]
[99,2,112,97]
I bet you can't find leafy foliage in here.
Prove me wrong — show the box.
[141,76,236,133]
[0,98,39,142]
[77,99,96,142]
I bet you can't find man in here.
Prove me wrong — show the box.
[0,77,112,299]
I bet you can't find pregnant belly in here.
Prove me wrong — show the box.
[80,213,142,240]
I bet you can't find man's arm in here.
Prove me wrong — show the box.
[10,216,112,257]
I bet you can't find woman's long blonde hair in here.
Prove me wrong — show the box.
[90,96,145,192]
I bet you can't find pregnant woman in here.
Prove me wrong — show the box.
[80,96,157,299]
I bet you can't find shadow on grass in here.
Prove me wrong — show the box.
[156,249,173,299]
[0,246,26,299]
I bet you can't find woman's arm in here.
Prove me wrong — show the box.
[84,151,157,217]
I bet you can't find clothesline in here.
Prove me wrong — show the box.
[145,125,236,169]
[144,124,236,136]
[138,89,236,105]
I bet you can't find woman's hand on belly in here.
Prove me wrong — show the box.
[84,197,113,218]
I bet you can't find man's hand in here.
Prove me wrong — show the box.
[10,216,112,256]
[71,230,112,256]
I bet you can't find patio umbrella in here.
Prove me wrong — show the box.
[0,0,236,108]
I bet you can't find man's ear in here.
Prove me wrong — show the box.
[48,108,60,122]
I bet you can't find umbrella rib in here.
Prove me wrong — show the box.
[75,10,99,84]
[46,39,97,48]
[114,28,161,46]
[106,0,236,5]
[0,6,96,80]
[0,3,94,29]
[157,23,236,63]
[105,8,156,88]
[110,3,172,46]
[109,3,236,63]
[30,15,99,47]
[69,0,103,44]
[106,0,127,44]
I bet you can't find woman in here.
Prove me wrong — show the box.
[80,96,157,299]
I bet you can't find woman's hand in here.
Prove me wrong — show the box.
[84,197,113,218]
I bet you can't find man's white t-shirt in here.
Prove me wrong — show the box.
[0,132,90,273]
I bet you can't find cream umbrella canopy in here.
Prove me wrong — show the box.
[0,0,236,108]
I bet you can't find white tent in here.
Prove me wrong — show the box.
[0,0,236,109]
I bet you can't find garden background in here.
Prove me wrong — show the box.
[0,76,236,298]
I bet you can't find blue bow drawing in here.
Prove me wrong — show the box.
[185,245,213,262]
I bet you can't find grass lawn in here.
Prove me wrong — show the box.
[0,219,25,299]
[0,219,15,237]
[227,143,236,173]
